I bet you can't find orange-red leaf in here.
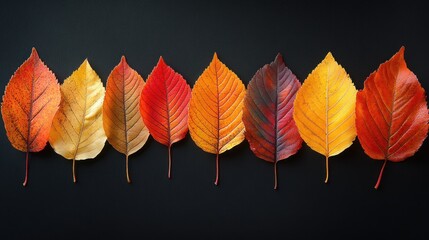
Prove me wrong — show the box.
[140,57,191,179]
[188,53,246,185]
[356,46,429,189]
[103,56,149,183]
[1,48,61,186]
[243,54,302,189]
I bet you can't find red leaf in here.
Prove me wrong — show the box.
[356,46,429,189]
[243,54,302,189]
[140,57,191,179]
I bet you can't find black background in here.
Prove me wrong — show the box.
[1,1,428,239]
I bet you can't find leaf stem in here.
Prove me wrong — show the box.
[23,151,29,187]
[168,145,172,179]
[274,161,278,190]
[72,158,76,183]
[126,154,131,183]
[324,155,329,184]
[374,159,387,190]
[214,153,219,186]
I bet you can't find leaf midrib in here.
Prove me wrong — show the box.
[162,65,172,147]
[274,64,279,163]
[26,58,37,152]
[385,72,399,159]
[215,60,220,154]
[72,75,89,160]
[325,63,330,157]
[122,63,129,156]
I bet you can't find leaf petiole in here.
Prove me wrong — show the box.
[22,151,29,187]
[274,161,278,190]
[72,158,76,183]
[374,159,387,190]
[324,155,329,184]
[168,145,172,179]
[126,155,131,184]
[214,153,219,186]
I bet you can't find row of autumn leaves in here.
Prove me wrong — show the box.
[1,47,428,189]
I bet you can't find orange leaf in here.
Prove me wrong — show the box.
[140,57,191,179]
[188,53,246,185]
[103,56,149,183]
[1,48,61,186]
[356,46,429,189]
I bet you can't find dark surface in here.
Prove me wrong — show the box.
[1,1,428,239]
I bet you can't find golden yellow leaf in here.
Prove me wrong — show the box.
[188,53,245,185]
[293,52,357,183]
[103,56,149,183]
[49,59,107,183]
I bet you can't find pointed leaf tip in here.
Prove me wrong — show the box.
[31,47,38,57]
[158,56,166,66]
[325,52,334,60]
[394,46,405,61]
[81,59,93,71]
[119,56,129,69]
[274,53,284,63]
[213,52,219,61]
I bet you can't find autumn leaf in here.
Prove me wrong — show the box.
[1,48,61,186]
[293,52,357,183]
[103,56,149,183]
[49,59,106,183]
[243,54,302,189]
[188,53,245,185]
[356,47,429,189]
[140,57,191,179]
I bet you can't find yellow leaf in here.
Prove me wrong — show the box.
[103,56,149,183]
[293,52,357,183]
[188,53,245,185]
[49,59,107,183]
